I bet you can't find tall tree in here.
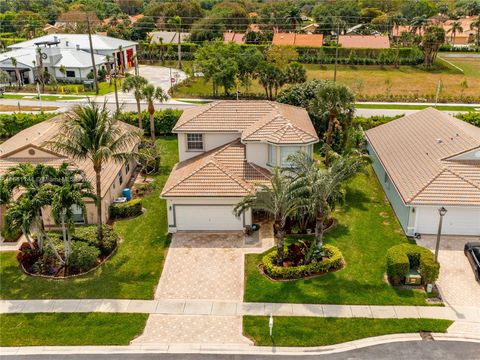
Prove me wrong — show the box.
[447,21,463,45]
[284,6,303,31]
[122,75,148,129]
[311,82,355,161]
[46,102,142,240]
[141,85,168,142]
[422,26,446,67]
[471,17,480,45]
[234,168,299,266]
[289,151,369,263]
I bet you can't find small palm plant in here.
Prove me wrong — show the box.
[234,168,300,265]
[448,21,463,45]
[50,163,96,267]
[141,84,168,142]
[122,75,148,129]
[46,101,142,240]
[10,57,21,89]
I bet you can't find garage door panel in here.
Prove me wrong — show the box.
[175,205,243,231]
[416,207,480,236]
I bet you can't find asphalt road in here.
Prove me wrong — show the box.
[2,341,480,360]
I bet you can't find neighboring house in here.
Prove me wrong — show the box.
[223,32,246,44]
[55,10,101,31]
[301,23,319,34]
[148,31,190,44]
[338,35,390,49]
[103,14,144,26]
[1,34,137,83]
[161,100,319,232]
[444,16,477,46]
[366,108,480,237]
[272,33,324,47]
[0,115,140,229]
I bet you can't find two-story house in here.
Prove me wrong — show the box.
[161,100,319,232]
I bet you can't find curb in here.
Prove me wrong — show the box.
[1,333,479,356]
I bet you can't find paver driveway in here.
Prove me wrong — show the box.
[135,228,273,345]
[155,232,246,300]
[417,235,480,307]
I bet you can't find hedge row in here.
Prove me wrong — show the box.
[456,111,480,127]
[137,41,425,65]
[109,199,143,220]
[71,225,118,257]
[262,244,343,279]
[118,109,183,136]
[0,113,56,140]
[386,243,440,286]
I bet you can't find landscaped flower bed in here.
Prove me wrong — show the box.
[262,244,344,280]
[17,225,119,278]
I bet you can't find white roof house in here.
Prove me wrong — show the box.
[1,34,137,84]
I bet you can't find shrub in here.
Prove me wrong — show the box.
[1,224,22,242]
[386,244,440,286]
[72,225,118,256]
[68,241,99,272]
[109,199,143,220]
[262,244,344,279]
[456,111,480,127]
[0,113,56,140]
[118,109,183,135]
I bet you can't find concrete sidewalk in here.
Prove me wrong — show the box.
[1,299,479,322]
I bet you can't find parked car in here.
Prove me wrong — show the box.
[464,242,480,282]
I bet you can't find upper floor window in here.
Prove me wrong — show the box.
[187,134,203,151]
[280,146,302,167]
[268,144,277,166]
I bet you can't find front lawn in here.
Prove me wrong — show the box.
[0,313,147,346]
[243,316,452,347]
[0,137,178,299]
[244,168,429,305]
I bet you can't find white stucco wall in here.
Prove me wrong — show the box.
[177,132,240,161]
[245,142,269,168]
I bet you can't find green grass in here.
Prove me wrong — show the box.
[0,313,148,346]
[355,104,478,111]
[1,94,85,101]
[244,167,429,305]
[243,316,453,347]
[0,137,178,300]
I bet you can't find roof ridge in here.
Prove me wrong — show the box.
[444,166,480,191]
[408,168,447,203]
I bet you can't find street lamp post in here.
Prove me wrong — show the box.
[434,207,447,263]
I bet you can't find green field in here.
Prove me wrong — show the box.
[0,137,178,300]
[0,313,147,346]
[244,317,452,347]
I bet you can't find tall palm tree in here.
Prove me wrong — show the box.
[10,57,21,90]
[122,75,148,129]
[141,85,168,142]
[448,21,463,45]
[471,17,480,46]
[289,151,368,263]
[234,168,300,265]
[284,7,303,32]
[45,102,142,240]
[311,82,355,163]
[50,164,95,267]
[410,15,429,35]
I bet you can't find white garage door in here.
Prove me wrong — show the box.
[416,207,480,236]
[175,205,244,231]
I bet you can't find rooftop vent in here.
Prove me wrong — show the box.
[76,44,80,51]
[437,138,443,143]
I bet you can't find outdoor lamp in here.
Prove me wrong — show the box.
[438,207,447,217]
[434,207,448,263]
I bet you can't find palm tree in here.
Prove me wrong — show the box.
[311,82,355,163]
[471,17,480,46]
[234,168,299,266]
[289,151,368,263]
[50,164,95,268]
[141,85,168,142]
[448,21,463,45]
[10,57,21,90]
[105,55,112,85]
[45,101,142,240]
[122,75,148,129]
[167,16,182,69]
[5,195,38,249]
[284,7,303,32]
[1,163,56,250]
[410,15,429,35]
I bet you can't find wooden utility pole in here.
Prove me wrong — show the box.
[333,21,340,83]
[86,12,99,95]
[113,53,120,114]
